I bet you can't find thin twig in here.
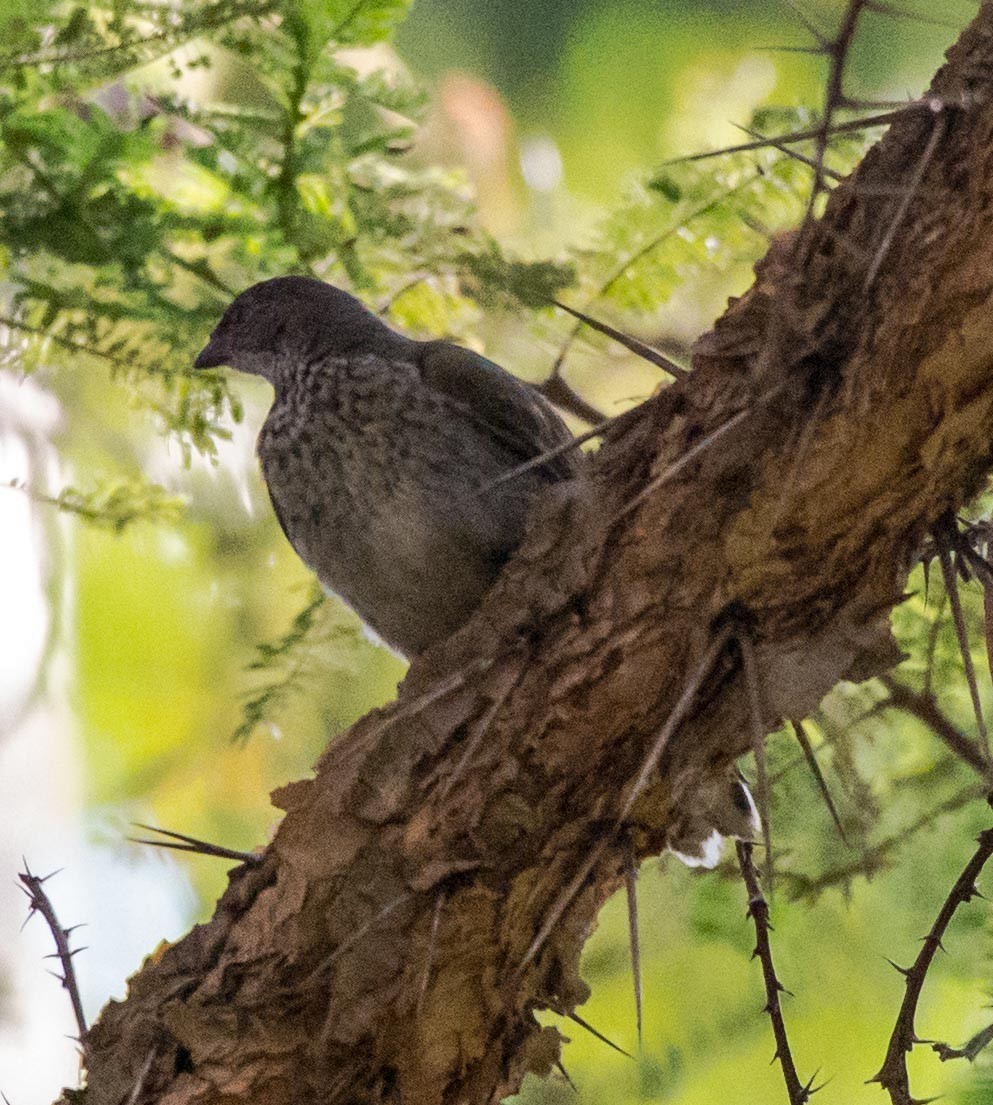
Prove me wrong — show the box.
[794,0,869,259]
[18,864,88,1056]
[871,824,993,1103]
[932,1021,993,1063]
[736,842,811,1104]
[878,677,993,782]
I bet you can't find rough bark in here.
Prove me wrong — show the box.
[78,8,993,1105]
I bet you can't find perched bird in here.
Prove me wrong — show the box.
[194,276,582,657]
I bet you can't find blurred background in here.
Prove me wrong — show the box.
[2,0,992,1102]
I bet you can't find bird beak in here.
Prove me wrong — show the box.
[193,338,226,369]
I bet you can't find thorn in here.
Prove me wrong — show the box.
[885,957,911,977]
[417,889,446,1017]
[790,720,848,844]
[522,843,608,970]
[731,123,844,180]
[552,299,689,379]
[864,109,946,289]
[565,1012,634,1060]
[482,415,616,490]
[612,397,781,524]
[624,843,643,1047]
[130,823,260,864]
[554,1059,577,1093]
[617,624,734,823]
[936,528,991,762]
[757,42,831,55]
[779,0,832,48]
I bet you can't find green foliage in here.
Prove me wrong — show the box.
[233,585,365,744]
[8,475,186,531]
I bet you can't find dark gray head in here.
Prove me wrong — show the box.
[194,276,407,386]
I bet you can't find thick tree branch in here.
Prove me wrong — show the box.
[77,7,993,1105]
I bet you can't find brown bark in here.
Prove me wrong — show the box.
[79,8,993,1105]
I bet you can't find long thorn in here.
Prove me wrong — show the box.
[483,416,618,490]
[555,1059,577,1093]
[618,624,734,823]
[566,1012,635,1059]
[864,110,945,289]
[130,824,259,864]
[612,403,757,525]
[552,299,689,379]
[789,720,848,844]
[417,889,446,1017]
[521,842,609,970]
[625,843,643,1047]
[666,107,916,165]
[937,532,991,762]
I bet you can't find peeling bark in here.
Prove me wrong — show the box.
[78,8,993,1105]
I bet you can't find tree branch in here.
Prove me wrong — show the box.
[75,7,993,1105]
[871,822,993,1104]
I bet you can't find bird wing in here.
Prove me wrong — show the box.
[417,340,580,482]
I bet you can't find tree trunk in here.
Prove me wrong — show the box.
[79,8,993,1104]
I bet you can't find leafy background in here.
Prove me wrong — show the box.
[1,1,991,1103]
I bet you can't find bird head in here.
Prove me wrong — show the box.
[194,276,396,387]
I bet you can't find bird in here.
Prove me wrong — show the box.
[194,275,583,658]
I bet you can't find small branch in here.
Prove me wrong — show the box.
[932,1021,993,1063]
[878,676,993,782]
[18,864,88,1057]
[871,822,993,1103]
[736,842,810,1104]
